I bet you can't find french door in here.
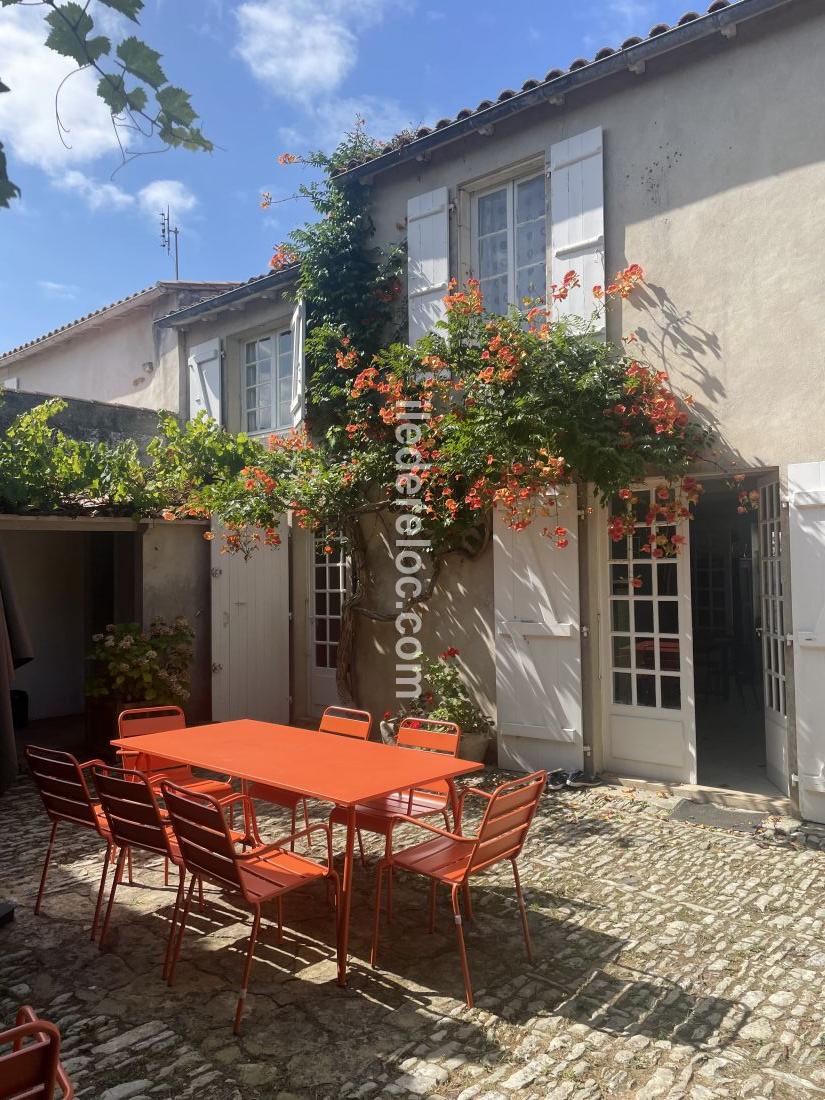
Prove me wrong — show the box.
[758,475,789,793]
[307,532,348,714]
[599,483,697,783]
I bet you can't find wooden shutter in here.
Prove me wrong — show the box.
[188,338,222,423]
[549,127,605,330]
[407,187,449,343]
[788,462,825,822]
[290,298,306,427]
[493,494,584,774]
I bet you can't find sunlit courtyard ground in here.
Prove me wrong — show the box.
[2,771,825,1099]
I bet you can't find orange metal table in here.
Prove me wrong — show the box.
[111,719,482,984]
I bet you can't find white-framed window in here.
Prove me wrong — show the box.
[243,329,293,434]
[474,172,547,315]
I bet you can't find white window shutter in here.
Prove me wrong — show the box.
[788,462,825,823]
[290,298,306,427]
[407,187,449,343]
[549,127,605,332]
[188,338,222,424]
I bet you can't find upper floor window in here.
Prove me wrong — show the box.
[244,329,293,433]
[475,173,546,315]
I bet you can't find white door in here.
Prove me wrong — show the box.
[788,463,825,822]
[758,475,790,793]
[188,338,222,423]
[493,493,583,774]
[599,484,697,783]
[307,532,348,715]
[211,525,290,722]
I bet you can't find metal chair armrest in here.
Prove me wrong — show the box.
[242,821,334,872]
[78,758,106,771]
[385,813,475,861]
[457,785,493,830]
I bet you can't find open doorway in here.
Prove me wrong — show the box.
[690,477,784,796]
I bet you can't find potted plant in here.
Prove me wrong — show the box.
[381,648,494,763]
[84,618,195,752]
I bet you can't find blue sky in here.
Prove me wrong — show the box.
[0,0,691,351]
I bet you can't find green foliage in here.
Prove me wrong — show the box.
[0,0,211,208]
[85,617,195,704]
[393,651,494,737]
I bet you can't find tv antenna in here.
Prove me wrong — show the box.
[159,207,180,280]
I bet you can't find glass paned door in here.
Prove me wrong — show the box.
[308,532,348,712]
[601,484,696,783]
[758,475,789,793]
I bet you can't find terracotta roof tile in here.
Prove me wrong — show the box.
[333,0,770,178]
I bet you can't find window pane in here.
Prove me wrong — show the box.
[516,263,546,305]
[316,644,327,668]
[661,677,681,710]
[634,601,654,633]
[612,635,631,669]
[478,188,507,235]
[516,175,545,223]
[659,601,679,634]
[637,675,656,707]
[516,220,546,269]
[633,565,653,596]
[611,565,629,594]
[257,357,271,381]
[315,619,327,642]
[246,364,256,388]
[246,410,257,432]
[279,331,293,359]
[329,618,341,643]
[315,593,327,616]
[480,275,508,317]
[257,384,271,411]
[278,392,290,429]
[658,562,678,596]
[660,639,680,672]
[245,342,256,364]
[479,232,509,278]
[613,672,632,705]
[612,601,630,632]
[257,409,271,430]
[635,638,655,670]
[257,337,271,358]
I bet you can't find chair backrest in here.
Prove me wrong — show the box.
[469,771,546,874]
[25,746,101,832]
[318,706,372,741]
[161,782,242,894]
[93,766,173,861]
[0,1006,67,1100]
[396,717,461,800]
[117,706,186,772]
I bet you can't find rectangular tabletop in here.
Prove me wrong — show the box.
[111,719,482,806]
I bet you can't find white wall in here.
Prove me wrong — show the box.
[2,531,88,719]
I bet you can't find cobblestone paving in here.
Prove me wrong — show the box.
[2,772,825,1099]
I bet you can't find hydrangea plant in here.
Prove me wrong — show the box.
[85,617,195,705]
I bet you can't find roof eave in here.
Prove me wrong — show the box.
[337,0,795,184]
[156,266,300,328]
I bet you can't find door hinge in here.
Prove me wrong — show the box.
[211,662,223,673]
[791,773,799,786]
[785,634,794,647]
[211,567,222,578]
[581,624,590,639]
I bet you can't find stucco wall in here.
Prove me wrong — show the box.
[140,521,212,723]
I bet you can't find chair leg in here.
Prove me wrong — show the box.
[302,799,313,850]
[451,885,474,1008]
[462,881,473,922]
[370,862,385,968]
[428,879,437,933]
[163,866,186,980]
[34,821,58,916]
[90,843,113,942]
[126,846,133,885]
[168,874,197,986]
[290,805,297,852]
[357,828,367,868]
[387,865,394,923]
[99,847,127,949]
[234,907,261,1035]
[511,859,533,962]
[164,857,169,887]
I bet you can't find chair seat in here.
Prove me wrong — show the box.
[246,782,305,809]
[330,791,447,835]
[392,835,472,884]
[92,803,112,839]
[238,848,329,902]
[148,769,234,801]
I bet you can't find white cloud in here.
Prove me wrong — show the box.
[55,169,134,212]
[235,0,391,102]
[308,96,417,150]
[38,280,79,300]
[0,6,119,172]
[137,179,198,225]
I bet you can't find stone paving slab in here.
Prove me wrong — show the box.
[2,772,825,1098]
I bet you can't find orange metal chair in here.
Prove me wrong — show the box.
[25,746,114,942]
[0,1006,73,1099]
[116,706,234,801]
[329,717,459,881]
[92,765,252,975]
[162,780,340,1034]
[371,770,547,1007]
[247,706,373,850]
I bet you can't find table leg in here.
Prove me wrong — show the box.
[448,779,460,833]
[337,804,356,986]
